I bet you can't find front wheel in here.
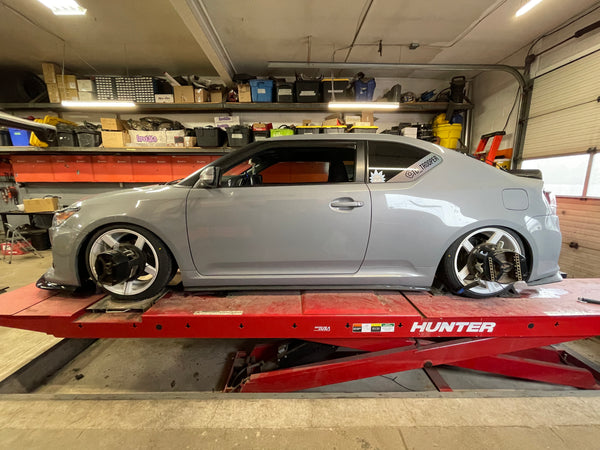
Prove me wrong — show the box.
[86,225,173,301]
[441,227,527,298]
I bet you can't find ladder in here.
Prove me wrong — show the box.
[2,223,43,264]
[473,131,506,166]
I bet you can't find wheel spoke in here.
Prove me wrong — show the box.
[101,234,119,248]
[461,240,474,253]
[123,281,133,295]
[144,264,157,277]
[457,265,470,282]
[134,235,146,249]
[486,231,505,245]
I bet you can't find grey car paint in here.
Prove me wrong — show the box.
[42,134,562,291]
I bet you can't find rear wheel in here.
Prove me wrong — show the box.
[441,227,526,298]
[86,225,173,301]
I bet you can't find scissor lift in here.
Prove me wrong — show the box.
[0,279,599,392]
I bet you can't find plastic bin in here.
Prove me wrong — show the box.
[354,78,376,101]
[295,80,321,102]
[0,128,11,146]
[322,126,346,134]
[249,79,274,102]
[276,82,294,102]
[195,127,227,147]
[322,78,351,102]
[270,126,294,137]
[8,128,31,146]
[226,126,253,147]
[76,129,102,147]
[433,123,462,149]
[349,126,378,133]
[57,125,77,147]
[296,126,321,134]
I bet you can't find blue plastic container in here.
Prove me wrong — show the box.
[249,79,274,102]
[8,128,31,146]
[354,78,376,101]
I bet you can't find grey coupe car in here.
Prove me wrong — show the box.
[39,134,562,300]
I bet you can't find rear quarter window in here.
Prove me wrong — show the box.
[368,141,441,183]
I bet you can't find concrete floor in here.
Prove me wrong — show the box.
[1,250,600,449]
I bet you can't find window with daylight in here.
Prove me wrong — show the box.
[521,154,590,197]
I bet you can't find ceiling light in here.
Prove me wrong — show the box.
[515,0,543,17]
[328,102,400,110]
[61,101,136,108]
[37,0,87,15]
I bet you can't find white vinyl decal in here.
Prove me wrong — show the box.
[388,153,442,183]
[369,170,386,183]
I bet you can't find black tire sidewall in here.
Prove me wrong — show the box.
[85,224,173,301]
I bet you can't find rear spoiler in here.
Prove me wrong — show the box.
[508,169,542,180]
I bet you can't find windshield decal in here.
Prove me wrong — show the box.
[388,153,442,183]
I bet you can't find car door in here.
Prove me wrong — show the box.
[186,141,371,276]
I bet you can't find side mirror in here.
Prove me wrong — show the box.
[197,166,221,188]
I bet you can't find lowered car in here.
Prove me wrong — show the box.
[38,134,562,300]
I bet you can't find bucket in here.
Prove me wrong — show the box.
[433,123,462,149]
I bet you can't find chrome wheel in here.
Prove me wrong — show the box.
[451,227,524,297]
[88,228,160,297]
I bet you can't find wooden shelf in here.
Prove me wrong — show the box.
[0,101,473,114]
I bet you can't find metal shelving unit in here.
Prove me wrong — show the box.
[0,146,231,155]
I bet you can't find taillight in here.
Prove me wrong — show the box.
[544,190,557,215]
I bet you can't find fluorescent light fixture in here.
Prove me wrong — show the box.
[61,101,136,108]
[329,102,400,110]
[38,0,87,15]
[515,0,543,17]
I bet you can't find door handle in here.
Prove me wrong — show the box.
[330,199,364,209]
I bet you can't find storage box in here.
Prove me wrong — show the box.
[214,116,240,128]
[270,127,294,137]
[173,86,195,103]
[249,79,274,102]
[237,84,252,103]
[322,78,351,102]
[166,130,185,145]
[56,74,78,90]
[41,63,59,84]
[59,88,79,101]
[1,241,31,256]
[100,118,127,131]
[349,125,378,133]
[252,123,272,141]
[295,126,321,134]
[78,91,96,101]
[8,128,31,146]
[195,127,227,147]
[46,83,61,103]
[155,94,174,103]
[76,128,101,147]
[322,126,346,134]
[276,82,294,102]
[209,89,224,103]
[226,126,253,147]
[295,80,321,102]
[195,88,210,103]
[23,197,59,213]
[101,130,130,148]
[77,79,95,92]
[57,128,77,147]
[128,130,167,146]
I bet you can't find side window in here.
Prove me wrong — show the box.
[220,146,356,187]
[368,141,441,183]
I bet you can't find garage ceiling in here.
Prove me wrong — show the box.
[0,0,597,79]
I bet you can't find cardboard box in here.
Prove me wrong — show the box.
[59,88,79,101]
[56,74,77,90]
[129,130,167,146]
[155,94,174,103]
[77,79,95,92]
[194,88,210,103]
[78,91,96,101]
[23,197,59,213]
[322,118,343,126]
[100,118,127,131]
[166,130,185,145]
[214,116,240,128]
[361,111,374,125]
[173,86,195,103]
[101,130,130,148]
[344,114,361,124]
[209,89,224,103]
[42,63,59,84]
[46,83,61,103]
[237,84,252,103]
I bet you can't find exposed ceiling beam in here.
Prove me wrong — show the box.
[169,0,235,84]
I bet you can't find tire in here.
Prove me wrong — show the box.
[85,224,173,301]
[441,227,526,299]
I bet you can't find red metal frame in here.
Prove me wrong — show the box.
[1,279,600,392]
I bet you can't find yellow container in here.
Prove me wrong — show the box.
[30,115,77,147]
[433,123,462,149]
[433,113,449,126]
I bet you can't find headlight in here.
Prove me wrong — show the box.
[53,206,80,227]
